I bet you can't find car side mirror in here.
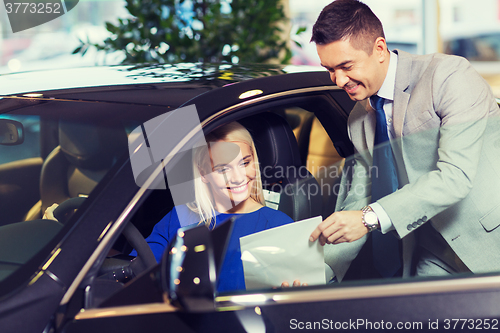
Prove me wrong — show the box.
[160,223,217,311]
[0,119,24,145]
[160,217,234,311]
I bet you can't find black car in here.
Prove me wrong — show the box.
[0,63,499,333]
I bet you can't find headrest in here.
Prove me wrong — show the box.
[59,120,128,170]
[239,112,302,184]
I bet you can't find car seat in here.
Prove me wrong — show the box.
[240,112,322,221]
[286,109,345,219]
[24,120,128,221]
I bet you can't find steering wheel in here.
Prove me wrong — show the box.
[53,197,157,276]
[53,197,87,222]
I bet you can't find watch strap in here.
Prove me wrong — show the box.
[361,205,379,232]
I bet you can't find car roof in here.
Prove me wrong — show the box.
[0,63,343,117]
[0,63,320,98]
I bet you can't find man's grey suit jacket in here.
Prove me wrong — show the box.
[325,49,500,280]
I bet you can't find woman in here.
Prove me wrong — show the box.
[133,121,294,292]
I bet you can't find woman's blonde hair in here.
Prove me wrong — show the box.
[187,121,265,226]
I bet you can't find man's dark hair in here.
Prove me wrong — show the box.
[311,0,385,54]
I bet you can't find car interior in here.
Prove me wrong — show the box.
[24,120,129,221]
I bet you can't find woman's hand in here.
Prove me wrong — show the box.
[281,280,308,288]
[43,203,59,221]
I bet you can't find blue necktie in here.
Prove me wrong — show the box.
[370,95,401,278]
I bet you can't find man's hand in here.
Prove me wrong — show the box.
[281,280,308,288]
[309,210,366,245]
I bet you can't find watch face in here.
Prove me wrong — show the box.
[365,211,378,226]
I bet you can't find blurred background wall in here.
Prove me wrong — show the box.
[1,0,500,96]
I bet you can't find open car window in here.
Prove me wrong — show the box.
[95,100,352,305]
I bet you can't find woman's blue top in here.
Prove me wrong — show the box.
[132,205,293,292]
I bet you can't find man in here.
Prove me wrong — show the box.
[309,0,500,280]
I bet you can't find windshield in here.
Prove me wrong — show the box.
[0,96,167,287]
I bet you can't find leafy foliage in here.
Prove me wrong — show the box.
[75,0,292,64]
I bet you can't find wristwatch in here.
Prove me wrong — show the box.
[361,206,380,232]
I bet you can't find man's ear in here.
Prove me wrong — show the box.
[374,37,389,62]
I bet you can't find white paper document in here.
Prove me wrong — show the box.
[239,216,326,290]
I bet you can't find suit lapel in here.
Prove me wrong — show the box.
[360,100,376,151]
[393,50,412,138]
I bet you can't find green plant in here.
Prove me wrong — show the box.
[75,0,293,64]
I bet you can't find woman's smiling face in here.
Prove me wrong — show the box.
[201,140,258,213]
